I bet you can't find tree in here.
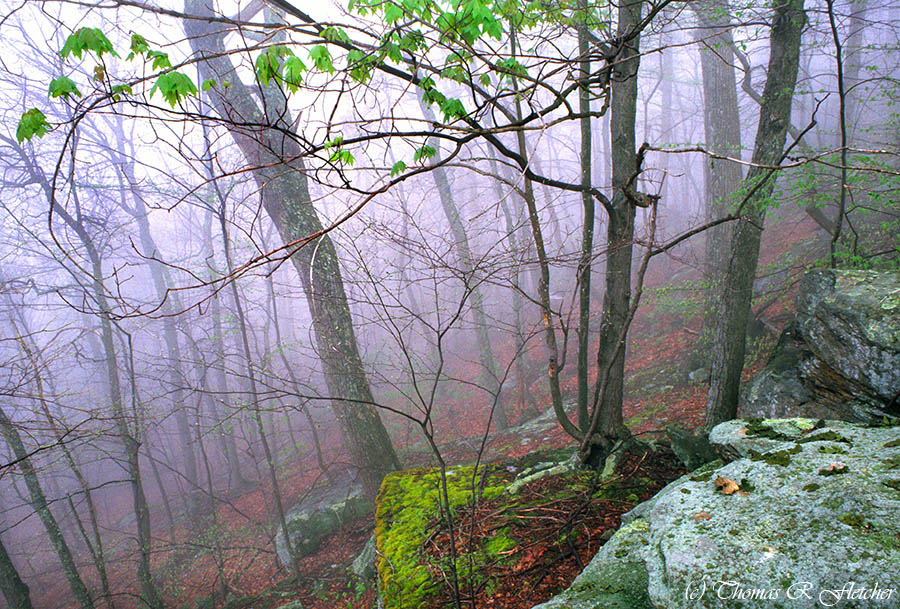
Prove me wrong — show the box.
[706,0,807,428]
[182,1,401,499]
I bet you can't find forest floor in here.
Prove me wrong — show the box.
[29,207,822,609]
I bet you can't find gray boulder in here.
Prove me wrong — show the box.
[530,518,654,609]
[275,472,371,566]
[743,269,900,423]
[533,419,900,609]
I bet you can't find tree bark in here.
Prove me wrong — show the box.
[705,0,806,428]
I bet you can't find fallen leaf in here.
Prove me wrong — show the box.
[714,476,740,495]
[818,463,848,476]
[693,510,712,521]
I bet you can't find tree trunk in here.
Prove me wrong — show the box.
[184,6,399,499]
[0,534,33,609]
[0,407,94,609]
[705,0,806,428]
[590,0,644,453]
[693,0,744,338]
[576,0,595,433]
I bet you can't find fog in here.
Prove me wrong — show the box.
[0,0,897,606]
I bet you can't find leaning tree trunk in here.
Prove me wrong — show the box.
[0,534,33,609]
[184,4,399,499]
[705,0,806,428]
[0,406,94,609]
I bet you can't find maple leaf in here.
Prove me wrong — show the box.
[714,476,741,495]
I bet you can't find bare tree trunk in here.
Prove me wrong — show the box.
[693,0,744,339]
[590,0,644,454]
[0,534,33,609]
[576,0,595,433]
[706,0,806,428]
[0,406,94,609]
[184,6,399,499]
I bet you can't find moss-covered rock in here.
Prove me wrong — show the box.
[743,269,900,423]
[375,464,510,609]
[534,419,900,609]
[646,419,900,608]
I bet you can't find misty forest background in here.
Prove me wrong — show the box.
[0,0,898,607]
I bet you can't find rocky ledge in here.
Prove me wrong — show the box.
[743,269,900,423]
[533,418,900,609]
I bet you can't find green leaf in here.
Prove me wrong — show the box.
[255,45,294,87]
[423,87,445,106]
[282,56,307,93]
[440,97,466,121]
[111,84,133,100]
[478,73,491,87]
[323,135,344,150]
[147,50,172,70]
[321,26,350,43]
[60,27,118,60]
[49,76,82,100]
[413,144,435,162]
[149,71,198,107]
[390,160,406,176]
[309,45,334,73]
[16,108,51,143]
[127,33,149,60]
[347,49,372,83]
[201,78,217,91]
[384,3,404,24]
[330,148,355,165]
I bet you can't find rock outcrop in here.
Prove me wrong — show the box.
[274,471,370,567]
[743,269,900,423]
[533,418,900,609]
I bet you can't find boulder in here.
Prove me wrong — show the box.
[349,534,377,581]
[533,419,900,609]
[742,269,900,423]
[529,518,654,609]
[275,471,371,566]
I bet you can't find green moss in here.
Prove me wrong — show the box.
[818,465,850,476]
[880,454,900,469]
[689,460,722,483]
[802,483,821,492]
[744,419,792,441]
[883,479,900,491]
[839,513,866,528]
[797,431,852,445]
[376,465,509,609]
[884,439,900,448]
[817,445,848,455]
[749,445,801,466]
